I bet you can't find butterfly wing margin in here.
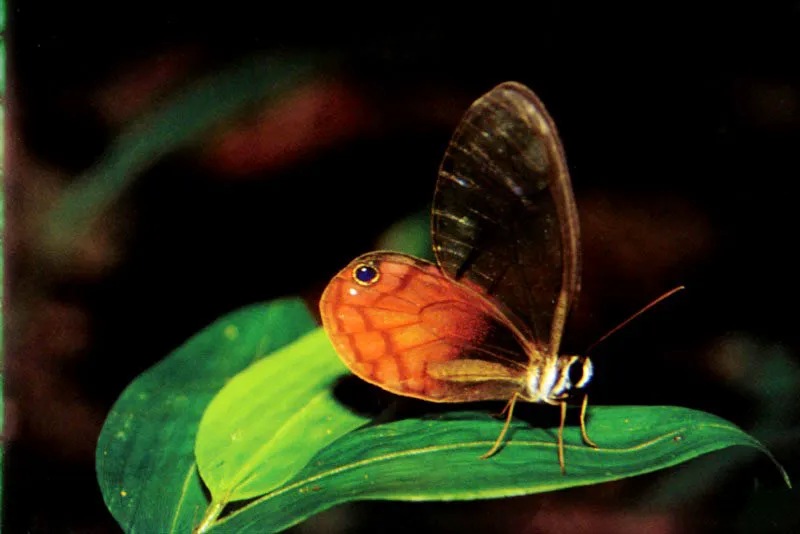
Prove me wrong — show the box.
[433,82,580,355]
[320,252,530,402]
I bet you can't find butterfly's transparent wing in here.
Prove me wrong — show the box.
[433,82,580,355]
[320,252,529,403]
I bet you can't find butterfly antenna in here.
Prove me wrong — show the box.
[585,286,685,355]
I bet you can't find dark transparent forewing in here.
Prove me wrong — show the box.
[433,82,580,354]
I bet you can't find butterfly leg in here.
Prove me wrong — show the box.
[480,393,519,459]
[558,400,567,474]
[579,394,598,448]
[492,395,516,419]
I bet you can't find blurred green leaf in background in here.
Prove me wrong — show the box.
[42,54,324,263]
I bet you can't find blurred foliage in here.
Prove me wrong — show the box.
[375,207,434,262]
[43,54,324,261]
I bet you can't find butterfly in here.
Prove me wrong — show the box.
[320,81,597,473]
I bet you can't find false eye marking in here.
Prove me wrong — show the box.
[352,263,380,286]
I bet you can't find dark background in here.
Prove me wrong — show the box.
[6,2,800,532]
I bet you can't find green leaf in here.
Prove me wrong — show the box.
[195,328,369,503]
[96,298,317,533]
[212,406,790,533]
[97,298,790,534]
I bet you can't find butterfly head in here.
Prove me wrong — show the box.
[557,355,593,398]
[569,355,593,389]
[530,354,593,402]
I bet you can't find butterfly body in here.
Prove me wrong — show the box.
[320,82,596,469]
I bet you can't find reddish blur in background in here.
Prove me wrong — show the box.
[5,3,800,533]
